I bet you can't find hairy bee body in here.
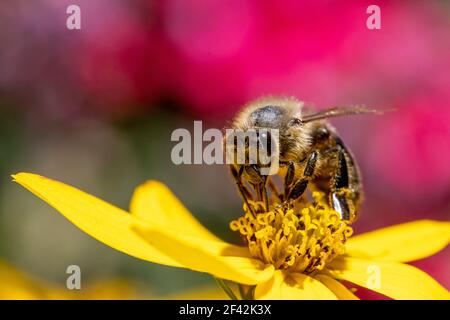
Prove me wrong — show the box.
[226,96,369,223]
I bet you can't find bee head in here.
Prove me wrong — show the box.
[249,104,303,129]
[246,103,307,162]
[249,105,285,128]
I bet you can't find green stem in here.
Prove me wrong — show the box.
[238,284,247,300]
[238,284,255,300]
[214,277,239,300]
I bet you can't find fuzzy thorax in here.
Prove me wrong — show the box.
[230,192,353,274]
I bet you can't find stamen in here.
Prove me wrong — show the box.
[230,192,352,274]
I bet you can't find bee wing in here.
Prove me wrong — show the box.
[302,105,386,123]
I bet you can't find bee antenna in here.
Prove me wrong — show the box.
[302,105,391,123]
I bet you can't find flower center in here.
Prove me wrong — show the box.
[230,192,353,274]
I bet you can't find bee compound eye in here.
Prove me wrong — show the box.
[257,130,273,157]
[289,118,302,126]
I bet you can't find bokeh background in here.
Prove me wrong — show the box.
[0,0,449,298]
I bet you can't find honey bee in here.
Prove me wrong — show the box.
[225,96,379,223]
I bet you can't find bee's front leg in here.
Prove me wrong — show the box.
[287,151,318,201]
[284,161,296,196]
[230,165,256,216]
[245,165,269,212]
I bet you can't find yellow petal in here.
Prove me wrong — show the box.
[12,173,181,268]
[0,260,138,300]
[130,180,220,241]
[346,220,450,262]
[314,274,359,300]
[72,280,138,300]
[133,225,274,285]
[163,286,229,300]
[254,270,338,300]
[327,256,450,300]
[0,261,44,299]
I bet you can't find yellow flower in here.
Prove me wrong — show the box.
[0,259,224,300]
[0,260,137,300]
[163,286,228,300]
[12,172,450,300]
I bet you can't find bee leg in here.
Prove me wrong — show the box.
[262,179,269,211]
[330,149,354,221]
[288,151,318,200]
[284,161,295,196]
[230,166,256,216]
[246,165,269,211]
